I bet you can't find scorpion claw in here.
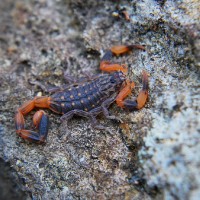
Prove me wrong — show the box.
[123,99,139,111]
[116,70,149,110]
[15,110,25,131]
[16,110,49,143]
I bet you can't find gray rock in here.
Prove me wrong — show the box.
[0,0,199,199]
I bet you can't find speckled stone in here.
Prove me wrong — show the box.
[0,0,199,199]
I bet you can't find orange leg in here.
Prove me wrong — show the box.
[100,61,128,73]
[116,71,148,110]
[100,45,145,73]
[15,96,51,143]
[110,45,145,55]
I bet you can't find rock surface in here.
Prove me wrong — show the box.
[0,0,199,199]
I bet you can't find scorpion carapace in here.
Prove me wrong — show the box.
[15,45,148,143]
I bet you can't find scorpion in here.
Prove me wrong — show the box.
[15,45,148,143]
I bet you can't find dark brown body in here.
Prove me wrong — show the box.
[49,71,126,114]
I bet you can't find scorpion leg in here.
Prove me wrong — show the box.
[61,108,113,134]
[110,45,145,54]
[100,45,145,73]
[29,80,67,93]
[101,95,123,123]
[30,75,88,93]
[61,109,95,122]
[61,109,102,129]
[15,96,51,143]
[64,73,81,84]
[64,72,98,85]
[116,71,148,110]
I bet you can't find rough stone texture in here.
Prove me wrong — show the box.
[136,1,200,200]
[0,0,199,199]
[0,158,30,200]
